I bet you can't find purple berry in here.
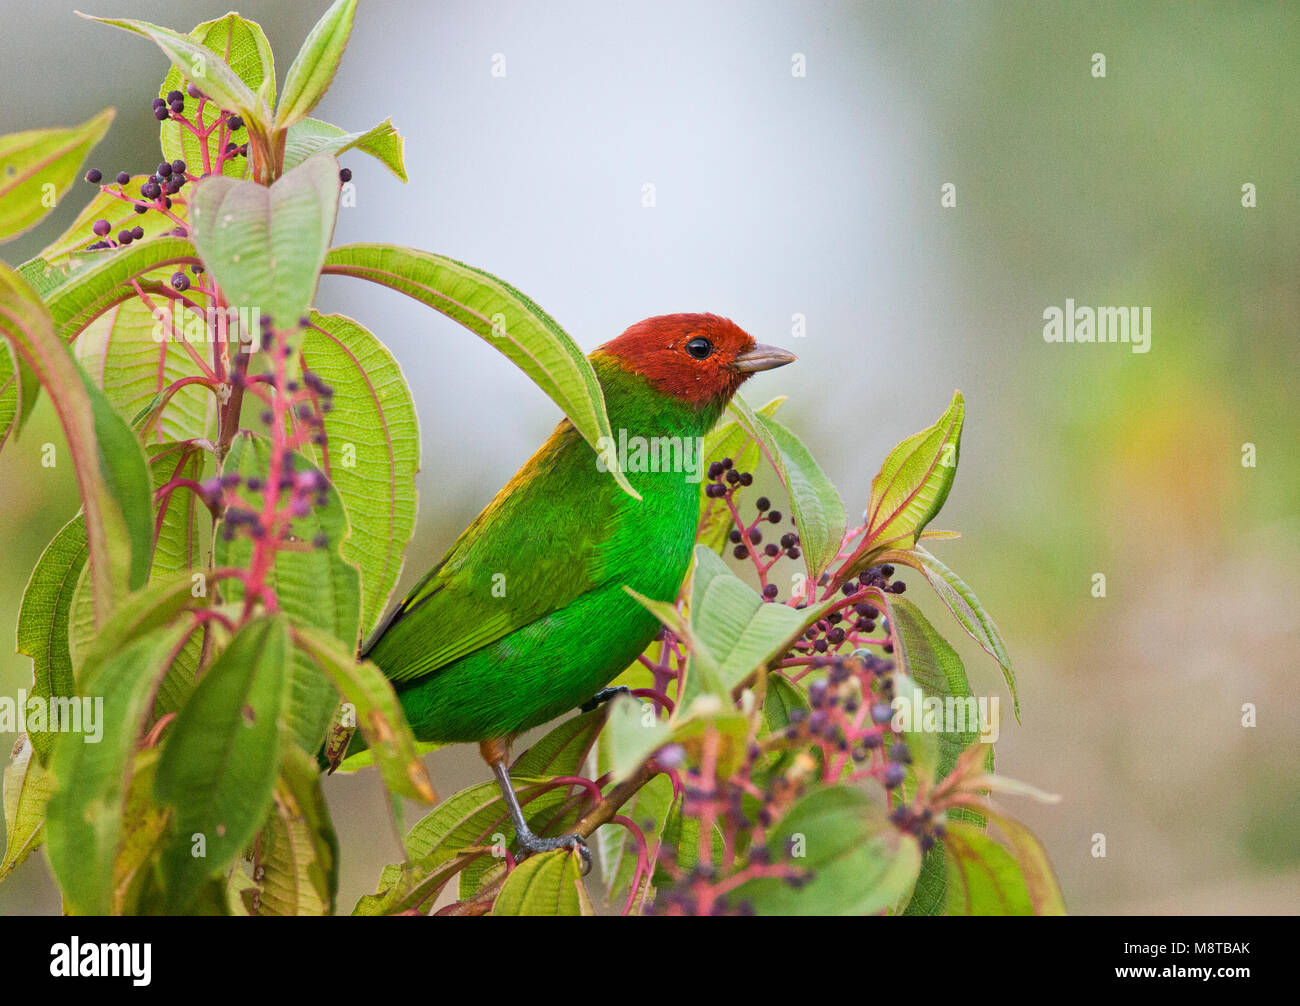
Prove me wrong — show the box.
[84,168,102,183]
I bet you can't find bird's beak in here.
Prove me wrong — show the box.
[734,344,797,373]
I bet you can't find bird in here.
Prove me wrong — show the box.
[357,313,796,865]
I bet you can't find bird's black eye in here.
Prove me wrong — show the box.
[685,336,713,360]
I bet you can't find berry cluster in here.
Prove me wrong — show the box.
[78,83,257,253]
[647,733,808,916]
[776,648,908,787]
[702,456,802,600]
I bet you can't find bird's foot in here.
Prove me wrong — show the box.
[580,685,632,712]
[516,826,592,875]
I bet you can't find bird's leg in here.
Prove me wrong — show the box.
[479,739,592,875]
[579,685,632,712]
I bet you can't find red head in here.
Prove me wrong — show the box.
[596,313,796,407]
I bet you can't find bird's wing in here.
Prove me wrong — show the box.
[363,421,623,684]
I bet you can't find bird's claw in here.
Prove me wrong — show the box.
[580,685,632,713]
[517,830,592,875]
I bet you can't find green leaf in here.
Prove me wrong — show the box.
[725,393,846,581]
[154,616,291,913]
[861,390,964,555]
[941,820,1033,915]
[0,262,147,625]
[762,673,810,736]
[1,734,53,881]
[737,785,921,915]
[158,14,274,181]
[0,341,39,452]
[887,545,1019,721]
[982,809,1066,915]
[0,109,115,242]
[300,312,419,636]
[251,746,339,916]
[598,694,673,785]
[44,623,188,915]
[72,571,205,684]
[696,396,784,554]
[189,152,340,328]
[110,748,170,914]
[282,117,407,181]
[515,710,604,779]
[322,243,637,499]
[276,0,357,128]
[15,517,88,763]
[39,236,199,341]
[81,14,267,126]
[887,598,983,784]
[491,849,592,916]
[216,432,362,750]
[293,625,435,804]
[680,546,822,705]
[354,775,564,915]
[81,368,154,590]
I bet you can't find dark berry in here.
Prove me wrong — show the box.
[728,529,742,544]
[768,510,783,523]
[117,230,133,244]
[92,219,110,236]
[764,543,779,557]
[883,763,906,789]
[227,114,244,131]
[738,472,753,486]
[130,225,144,240]
[733,545,748,560]
[157,161,172,177]
[755,496,770,512]
[339,167,352,183]
[186,83,202,99]
[154,106,170,121]
[708,461,726,481]
[84,168,102,183]
[171,159,186,174]
[170,272,189,291]
[141,180,161,200]
[762,583,779,600]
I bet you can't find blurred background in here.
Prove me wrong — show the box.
[1,0,1296,914]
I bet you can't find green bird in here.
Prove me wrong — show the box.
[359,313,795,863]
